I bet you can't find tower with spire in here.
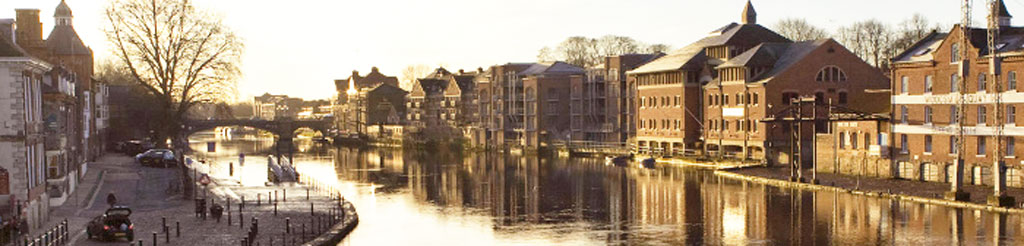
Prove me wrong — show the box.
[997,0,1013,27]
[742,0,757,25]
[54,0,72,26]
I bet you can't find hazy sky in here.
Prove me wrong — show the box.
[0,0,1015,101]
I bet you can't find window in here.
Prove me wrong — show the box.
[783,92,798,105]
[978,106,987,125]
[815,92,825,105]
[816,66,848,82]
[1008,137,1016,157]
[951,106,959,124]
[675,96,681,106]
[925,106,933,124]
[839,132,846,149]
[752,93,759,105]
[1009,105,1018,124]
[1010,72,1018,90]
[901,76,909,94]
[952,43,961,62]
[864,133,871,149]
[925,135,933,153]
[925,75,934,93]
[901,134,908,153]
[838,92,848,105]
[951,74,960,93]
[852,132,859,149]
[736,93,744,104]
[950,136,958,154]
[900,106,908,124]
[978,73,987,92]
[978,136,987,155]
[723,120,729,130]
[724,95,729,105]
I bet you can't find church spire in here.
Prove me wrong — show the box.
[997,0,1013,27]
[54,0,72,26]
[742,0,757,25]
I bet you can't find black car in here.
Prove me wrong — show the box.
[135,149,176,167]
[87,206,134,241]
[117,140,155,156]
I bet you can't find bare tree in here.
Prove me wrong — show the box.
[105,0,243,146]
[643,43,673,54]
[555,36,597,67]
[774,18,830,41]
[537,47,557,63]
[596,35,641,57]
[400,64,432,91]
[891,13,936,56]
[837,19,894,68]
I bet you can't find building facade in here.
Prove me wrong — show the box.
[890,2,1024,187]
[704,39,889,163]
[573,54,662,147]
[629,1,789,157]
[335,67,400,135]
[0,26,53,231]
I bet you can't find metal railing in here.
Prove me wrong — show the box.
[22,219,68,246]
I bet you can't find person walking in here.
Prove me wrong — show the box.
[106,192,118,207]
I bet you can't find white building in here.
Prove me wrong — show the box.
[0,20,53,230]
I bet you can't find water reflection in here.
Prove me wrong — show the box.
[186,132,1024,245]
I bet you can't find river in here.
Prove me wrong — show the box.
[187,132,1024,245]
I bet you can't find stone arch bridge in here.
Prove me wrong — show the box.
[183,118,333,141]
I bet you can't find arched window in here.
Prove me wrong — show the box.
[815,66,847,82]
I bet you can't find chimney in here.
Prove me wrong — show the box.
[0,19,14,43]
[371,67,380,73]
[458,69,465,75]
[477,67,484,73]
[14,9,42,47]
[351,70,360,77]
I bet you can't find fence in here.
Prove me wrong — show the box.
[21,219,68,246]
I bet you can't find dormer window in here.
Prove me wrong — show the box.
[815,66,847,82]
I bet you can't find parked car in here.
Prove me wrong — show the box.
[117,140,155,156]
[135,149,176,167]
[86,206,134,241]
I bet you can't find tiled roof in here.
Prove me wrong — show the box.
[46,25,90,55]
[629,23,790,74]
[707,39,828,87]
[0,34,28,57]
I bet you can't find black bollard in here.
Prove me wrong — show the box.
[240,206,244,229]
[306,188,309,200]
[274,202,278,216]
[228,208,232,225]
[241,196,245,209]
[241,238,247,246]
[164,226,169,243]
[257,194,261,206]
[268,191,272,203]
[176,221,180,237]
[140,240,144,246]
[283,189,287,202]
[286,217,290,233]
[310,203,314,217]
[162,217,167,233]
[252,217,259,235]
[152,232,157,246]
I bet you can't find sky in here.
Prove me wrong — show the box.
[0,0,1019,101]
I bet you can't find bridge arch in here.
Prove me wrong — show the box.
[183,119,333,140]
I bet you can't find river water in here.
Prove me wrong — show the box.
[188,132,1024,245]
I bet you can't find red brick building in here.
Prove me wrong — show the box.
[705,39,889,161]
[629,1,788,156]
[890,1,1024,187]
[573,54,662,147]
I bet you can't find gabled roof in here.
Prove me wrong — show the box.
[629,23,790,74]
[424,67,452,79]
[518,61,584,76]
[46,25,90,55]
[707,39,830,87]
[411,78,448,97]
[335,67,399,92]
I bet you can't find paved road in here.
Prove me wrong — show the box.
[43,154,349,246]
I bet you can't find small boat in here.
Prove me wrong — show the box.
[605,156,630,167]
[640,158,656,169]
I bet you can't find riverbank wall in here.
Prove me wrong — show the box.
[714,167,1024,214]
